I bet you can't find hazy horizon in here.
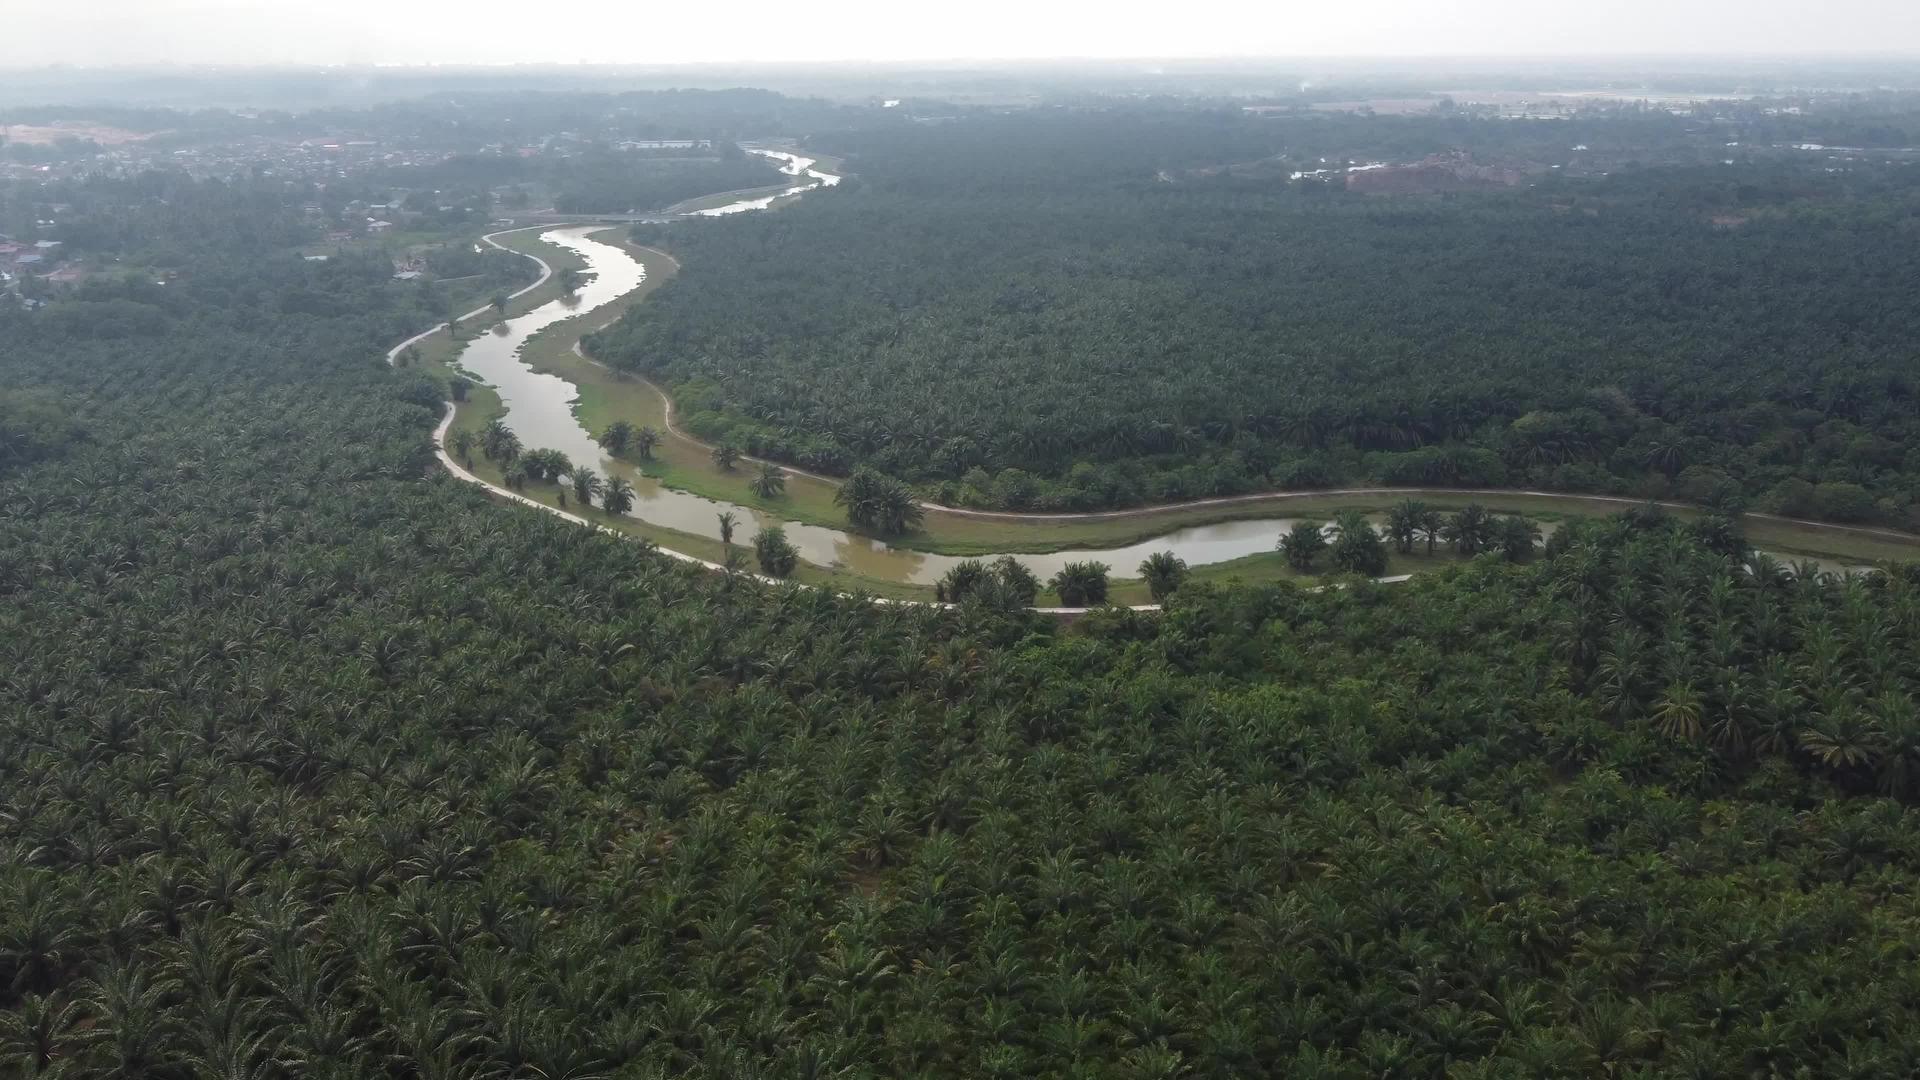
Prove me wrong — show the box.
[8,0,1920,69]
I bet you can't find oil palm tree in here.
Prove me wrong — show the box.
[835,468,923,536]
[480,419,520,463]
[501,460,530,491]
[1138,551,1188,603]
[712,444,741,471]
[752,526,799,578]
[521,448,571,483]
[1445,504,1498,556]
[568,467,602,508]
[875,484,924,535]
[1652,681,1704,743]
[1281,521,1328,573]
[0,991,98,1076]
[1801,703,1880,772]
[990,556,1041,607]
[601,477,635,516]
[1328,511,1388,576]
[1869,691,1920,797]
[447,429,477,469]
[596,421,636,456]
[1386,499,1426,554]
[717,511,738,546]
[749,463,786,499]
[936,559,988,604]
[1049,562,1109,607]
[720,547,748,588]
[1498,515,1543,563]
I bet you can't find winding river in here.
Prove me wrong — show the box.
[446,153,1897,588]
[689,149,843,215]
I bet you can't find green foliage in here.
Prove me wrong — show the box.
[935,558,986,604]
[598,421,661,463]
[834,466,923,536]
[1498,514,1544,563]
[751,525,799,578]
[936,555,1040,610]
[749,462,786,499]
[1138,551,1188,603]
[447,428,477,467]
[0,389,82,472]
[1049,561,1110,606]
[568,465,603,507]
[1281,520,1329,572]
[9,104,1920,1080]
[601,475,635,514]
[1328,510,1390,576]
[481,417,522,464]
[519,447,572,483]
[1386,498,1426,554]
[1445,503,1499,556]
[597,419,636,455]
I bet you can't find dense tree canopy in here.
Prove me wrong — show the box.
[592,109,1920,526]
[8,111,1920,1079]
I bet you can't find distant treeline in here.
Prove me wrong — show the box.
[363,145,783,216]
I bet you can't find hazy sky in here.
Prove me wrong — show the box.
[5,0,1920,67]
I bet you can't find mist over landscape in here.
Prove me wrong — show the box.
[16,0,1919,67]
[7,5,1920,1078]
